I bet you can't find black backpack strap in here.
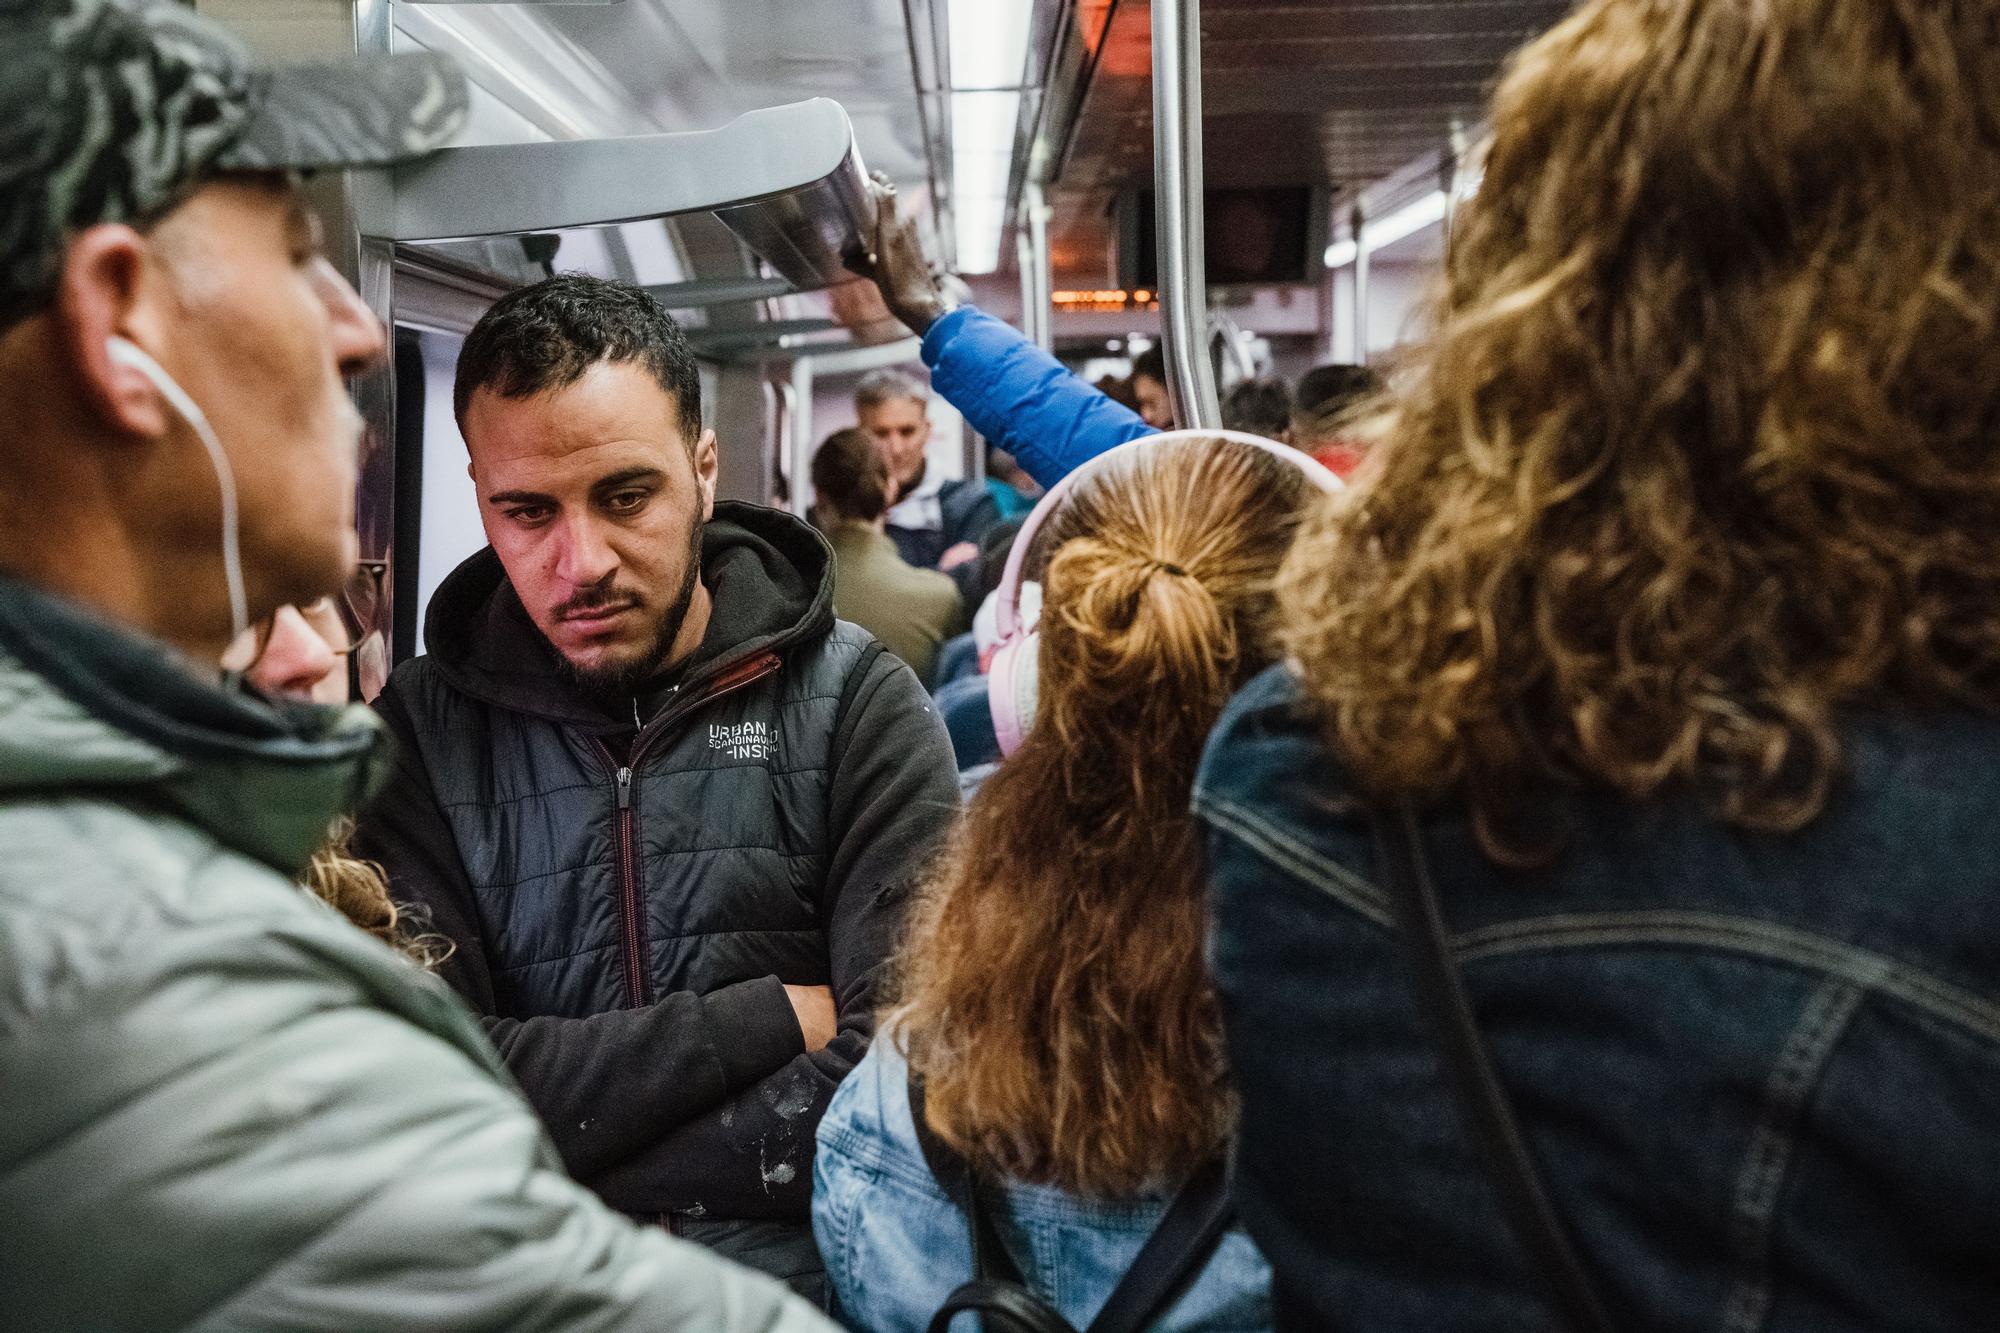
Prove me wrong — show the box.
[1082,1156,1235,1333]
[908,1073,1233,1333]
[909,1074,1033,1287]
[928,1283,1077,1333]
[1370,798,1615,1333]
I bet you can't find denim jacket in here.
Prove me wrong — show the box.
[813,1034,1273,1331]
[1192,666,2000,1331]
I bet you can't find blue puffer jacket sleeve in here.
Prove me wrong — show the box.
[922,305,1155,490]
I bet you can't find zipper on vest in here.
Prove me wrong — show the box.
[613,764,648,1005]
[592,650,783,1011]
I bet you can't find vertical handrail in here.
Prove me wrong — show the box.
[765,379,790,509]
[1443,120,1468,251]
[1016,230,1048,350]
[1150,0,1221,429]
[1351,205,1371,366]
[1019,181,1055,351]
[790,357,816,519]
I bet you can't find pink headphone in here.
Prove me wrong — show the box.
[987,428,1346,757]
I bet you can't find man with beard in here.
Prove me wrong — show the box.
[354,275,958,1304]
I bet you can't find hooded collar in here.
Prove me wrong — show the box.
[0,575,389,876]
[419,501,836,732]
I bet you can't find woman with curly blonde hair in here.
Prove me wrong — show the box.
[1194,0,2000,1328]
[813,433,1337,1331]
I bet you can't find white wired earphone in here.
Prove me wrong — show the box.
[106,336,249,646]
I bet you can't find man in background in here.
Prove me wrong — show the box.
[1288,362,1384,477]
[854,367,999,570]
[1223,376,1293,438]
[813,426,965,683]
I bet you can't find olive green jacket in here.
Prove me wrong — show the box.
[0,578,831,1332]
[825,521,966,684]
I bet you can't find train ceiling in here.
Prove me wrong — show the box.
[394,0,1569,293]
[1045,0,1571,280]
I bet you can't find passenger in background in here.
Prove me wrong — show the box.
[855,367,998,571]
[1221,376,1292,439]
[1094,371,1143,415]
[225,599,442,964]
[984,446,1040,521]
[812,426,965,684]
[355,276,958,1303]
[930,519,1026,693]
[0,4,825,1328]
[1129,342,1178,429]
[225,597,352,704]
[1196,1,2000,1329]
[1286,362,1383,478]
[814,433,1339,1332]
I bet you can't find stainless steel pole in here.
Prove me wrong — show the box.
[1351,204,1370,366]
[790,356,816,519]
[1150,0,1221,429]
[1444,119,1470,258]
[1020,181,1054,352]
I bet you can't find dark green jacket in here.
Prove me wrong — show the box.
[826,520,966,684]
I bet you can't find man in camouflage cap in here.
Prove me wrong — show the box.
[0,4,832,1329]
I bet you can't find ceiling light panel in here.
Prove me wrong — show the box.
[948,0,1033,90]
[951,88,1021,274]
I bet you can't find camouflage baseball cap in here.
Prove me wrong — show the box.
[0,0,468,322]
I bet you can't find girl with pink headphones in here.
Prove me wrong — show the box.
[812,430,1339,1332]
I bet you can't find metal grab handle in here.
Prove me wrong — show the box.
[1151,0,1222,430]
[370,98,874,298]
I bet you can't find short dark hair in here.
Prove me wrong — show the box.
[1291,362,1383,439]
[1222,377,1292,437]
[1132,343,1167,385]
[453,274,703,445]
[811,427,891,523]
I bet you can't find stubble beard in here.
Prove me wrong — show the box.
[557,520,704,700]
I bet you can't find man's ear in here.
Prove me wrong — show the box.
[54,224,172,440]
[693,428,720,521]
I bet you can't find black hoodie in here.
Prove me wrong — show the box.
[354,503,958,1258]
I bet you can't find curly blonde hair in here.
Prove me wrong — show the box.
[895,437,1318,1196]
[303,820,451,969]
[1282,0,2000,855]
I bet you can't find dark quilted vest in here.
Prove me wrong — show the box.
[389,620,874,1018]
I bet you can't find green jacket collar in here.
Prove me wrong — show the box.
[0,576,388,875]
